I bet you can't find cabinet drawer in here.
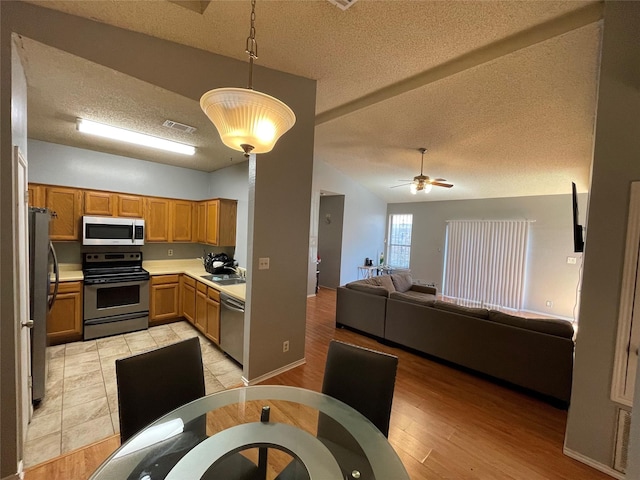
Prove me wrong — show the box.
[197,282,207,294]
[151,274,180,286]
[208,288,220,302]
[51,281,82,294]
[182,275,196,288]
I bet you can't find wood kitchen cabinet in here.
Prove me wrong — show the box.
[195,202,207,243]
[145,197,170,242]
[181,275,196,325]
[46,186,83,240]
[194,281,207,334]
[150,275,181,325]
[205,199,237,246]
[171,200,193,242]
[28,184,46,208]
[47,281,82,345]
[205,287,221,344]
[84,190,144,218]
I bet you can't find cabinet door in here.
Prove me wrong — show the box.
[206,288,220,344]
[181,276,196,325]
[196,202,207,243]
[218,199,238,246]
[150,275,180,325]
[145,198,170,242]
[195,282,207,334]
[84,190,114,216]
[205,200,220,245]
[172,200,193,242]
[47,282,82,345]
[28,184,45,207]
[46,187,83,240]
[117,194,144,218]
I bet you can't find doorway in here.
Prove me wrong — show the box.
[317,194,344,289]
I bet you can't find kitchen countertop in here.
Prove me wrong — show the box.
[55,259,246,301]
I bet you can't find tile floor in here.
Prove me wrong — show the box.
[23,321,243,468]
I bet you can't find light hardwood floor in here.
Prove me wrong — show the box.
[25,288,612,480]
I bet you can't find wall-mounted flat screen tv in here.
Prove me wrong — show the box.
[572,182,584,253]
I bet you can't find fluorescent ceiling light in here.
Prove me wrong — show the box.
[77,118,196,156]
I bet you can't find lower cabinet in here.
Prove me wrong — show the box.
[205,288,220,345]
[181,275,196,325]
[195,282,207,334]
[48,281,83,345]
[150,275,181,325]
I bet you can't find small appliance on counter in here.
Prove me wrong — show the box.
[203,252,237,274]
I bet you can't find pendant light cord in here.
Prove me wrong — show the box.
[245,0,258,90]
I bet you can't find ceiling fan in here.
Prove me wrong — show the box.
[391,147,453,194]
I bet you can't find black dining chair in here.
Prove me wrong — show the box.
[116,336,264,480]
[275,339,399,479]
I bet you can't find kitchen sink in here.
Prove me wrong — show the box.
[201,274,246,286]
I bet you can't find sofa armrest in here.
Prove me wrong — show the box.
[409,284,437,295]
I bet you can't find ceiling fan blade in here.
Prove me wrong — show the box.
[434,178,447,182]
[390,183,412,189]
[431,182,453,188]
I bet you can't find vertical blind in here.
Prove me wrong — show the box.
[442,220,530,310]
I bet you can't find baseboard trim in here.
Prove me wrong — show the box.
[563,447,624,479]
[242,358,306,385]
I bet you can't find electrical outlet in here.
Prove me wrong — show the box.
[259,257,270,270]
[168,249,174,257]
[283,340,289,353]
[546,300,553,308]
[567,256,577,264]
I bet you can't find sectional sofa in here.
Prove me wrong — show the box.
[335,273,575,405]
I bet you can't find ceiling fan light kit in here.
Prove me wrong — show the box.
[200,0,296,158]
[393,147,453,194]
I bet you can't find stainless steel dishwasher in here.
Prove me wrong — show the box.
[219,293,245,366]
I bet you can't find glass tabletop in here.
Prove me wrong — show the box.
[89,385,409,480]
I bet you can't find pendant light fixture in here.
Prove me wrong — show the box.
[200,0,296,158]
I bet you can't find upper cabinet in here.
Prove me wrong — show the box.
[205,199,237,246]
[145,197,170,242]
[28,183,236,246]
[46,187,83,240]
[171,200,193,243]
[84,190,144,218]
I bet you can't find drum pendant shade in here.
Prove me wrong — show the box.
[200,87,296,155]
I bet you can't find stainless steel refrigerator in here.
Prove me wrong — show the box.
[28,207,59,404]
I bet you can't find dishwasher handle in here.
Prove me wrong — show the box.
[221,294,245,313]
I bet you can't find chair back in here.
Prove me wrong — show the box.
[116,337,205,443]
[321,340,398,436]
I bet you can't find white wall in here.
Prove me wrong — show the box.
[309,160,387,295]
[388,193,587,319]
[207,161,249,268]
[28,140,210,200]
[565,2,640,474]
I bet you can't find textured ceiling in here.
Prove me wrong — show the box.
[20,0,603,202]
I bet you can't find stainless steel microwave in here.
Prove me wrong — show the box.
[82,216,145,246]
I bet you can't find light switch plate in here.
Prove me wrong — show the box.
[258,257,270,270]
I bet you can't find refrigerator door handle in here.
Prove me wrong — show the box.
[48,241,59,312]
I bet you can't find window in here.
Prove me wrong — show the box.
[387,214,413,268]
[442,220,530,310]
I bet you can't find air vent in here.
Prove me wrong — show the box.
[327,0,359,11]
[162,120,197,134]
[614,408,631,473]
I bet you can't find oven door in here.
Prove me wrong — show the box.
[84,279,150,321]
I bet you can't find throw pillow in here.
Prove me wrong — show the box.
[373,274,396,293]
[390,273,413,293]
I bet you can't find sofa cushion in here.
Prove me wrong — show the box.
[345,283,390,297]
[432,300,490,319]
[390,290,436,306]
[390,273,413,293]
[488,310,575,339]
[373,274,396,293]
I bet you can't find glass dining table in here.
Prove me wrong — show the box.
[89,385,409,480]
